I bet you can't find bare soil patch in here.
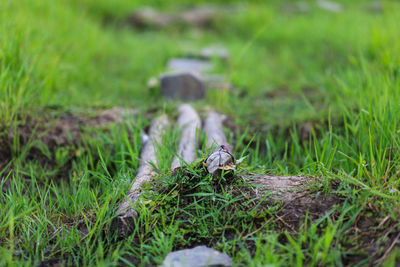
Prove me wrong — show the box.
[0,107,135,185]
[245,174,400,265]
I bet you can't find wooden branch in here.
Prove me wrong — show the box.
[203,110,235,176]
[203,110,232,151]
[171,104,201,170]
[247,175,338,230]
[113,115,169,236]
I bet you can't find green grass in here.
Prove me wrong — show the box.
[1,0,400,265]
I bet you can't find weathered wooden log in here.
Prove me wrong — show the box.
[113,115,169,236]
[247,175,339,230]
[203,111,230,149]
[171,104,201,170]
[203,111,235,176]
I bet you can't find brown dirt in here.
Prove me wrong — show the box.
[0,107,135,187]
[245,174,400,265]
[341,201,400,266]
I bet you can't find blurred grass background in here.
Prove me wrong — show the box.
[1,0,400,265]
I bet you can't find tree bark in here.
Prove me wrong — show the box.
[203,110,235,176]
[203,110,232,151]
[171,104,201,170]
[113,114,169,236]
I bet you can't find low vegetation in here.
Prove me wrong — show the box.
[1,0,400,265]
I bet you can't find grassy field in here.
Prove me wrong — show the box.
[1,0,400,265]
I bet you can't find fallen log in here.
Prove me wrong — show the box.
[203,110,231,150]
[247,175,339,230]
[203,110,235,176]
[171,104,201,170]
[113,115,169,236]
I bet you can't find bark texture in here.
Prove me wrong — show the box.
[248,175,339,229]
[171,104,201,170]
[113,115,169,236]
[203,110,232,151]
[203,110,235,176]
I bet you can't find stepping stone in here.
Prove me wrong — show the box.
[161,246,232,267]
[201,46,229,61]
[282,1,310,14]
[184,46,229,61]
[167,58,213,74]
[127,7,175,28]
[160,72,205,101]
[203,74,233,91]
[126,6,220,29]
[367,1,382,13]
[317,0,342,12]
[180,7,219,28]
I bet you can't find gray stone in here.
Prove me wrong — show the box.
[282,2,310,14]
[160,72,205,101]
[127,6,232,29]
[180,7,219,27]
[201,46,229,60]
[161,246,232,267]
[367,1,382,13]
[293,1,310,13]
[204,146,235,176]
[317,0,342,13]
[167,58,213,74]
[204,75,233,91]
[127,7,175,28]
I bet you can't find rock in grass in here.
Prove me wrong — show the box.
[317,0,342,12]
[127,7,175,28]
[160,72,205,101]
[167,58,213,73]
[161,246,232,267]
[201,46,229,61]
[367,1,382,13]
[204,145,235,177]
[203,74,233,91]
[126,6,220,29]
[184,46,229,62]
[282,1,310,14]
[180,7,219,28]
